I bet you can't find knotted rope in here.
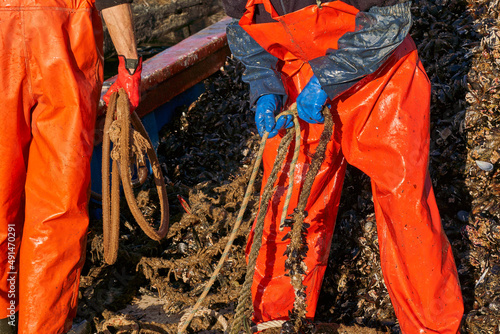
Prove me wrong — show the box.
[101,89,170,265]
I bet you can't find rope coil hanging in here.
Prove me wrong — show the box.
[101,89,170,265]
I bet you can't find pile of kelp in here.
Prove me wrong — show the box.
[76,0,499,333]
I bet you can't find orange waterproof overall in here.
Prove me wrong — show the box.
[0,1,103,333]
[240,1,464,332]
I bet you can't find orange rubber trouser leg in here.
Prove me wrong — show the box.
[337,37,464,333]
[248,118,346,323]
[0,7,31,323]
[0,4,103,334]
[249,36,463,332]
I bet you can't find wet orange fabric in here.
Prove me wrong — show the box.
[240,1,464,333]
[0,1,103,333]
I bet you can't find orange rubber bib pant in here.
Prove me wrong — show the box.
[239,1,464,333]
[0,1,103,333]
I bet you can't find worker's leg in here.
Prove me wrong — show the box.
[249,119,347,323]
[16,5,103,334]
[0,7,33,332]
[337,36,463,333]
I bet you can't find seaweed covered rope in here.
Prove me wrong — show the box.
[232,106,332,334]
[101,89,169,265]
[177,106,298,334]
[178,104,333,334]
[230,122,297,334]
[280,107,333,334]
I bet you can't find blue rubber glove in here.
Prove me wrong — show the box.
[296,75,328,124]
[255,94,292,138]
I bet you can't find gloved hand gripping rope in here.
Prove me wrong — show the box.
[234,105,332,334]
[177,104,333,334]
[101,89,170,265]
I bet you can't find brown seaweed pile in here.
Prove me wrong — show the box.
[76,0,500,332]
[460,0,500,332]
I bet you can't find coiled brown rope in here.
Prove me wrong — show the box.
[102,89,169,265]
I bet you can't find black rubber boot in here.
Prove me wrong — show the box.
[0,313,18,334]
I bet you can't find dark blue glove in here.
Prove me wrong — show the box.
[255,94,292,138]
[296,75,328,124]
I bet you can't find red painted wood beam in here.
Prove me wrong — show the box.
[94,17,232,145]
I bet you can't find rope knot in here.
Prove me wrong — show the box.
[108,119,150,164]
[108,120,122,161]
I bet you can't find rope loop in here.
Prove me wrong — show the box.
[101,89,170,265]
